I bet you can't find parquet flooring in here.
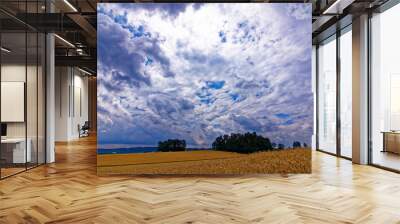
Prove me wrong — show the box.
[1,135,400,223]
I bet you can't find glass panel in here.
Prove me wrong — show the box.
[27,31,38,169]
[1,30,27,177]
[340,28,352,158]
[318,36,337,154]
[38,32,45,165]
[371,4,400,171]
[0,1,46,178]
[26,0,39,169]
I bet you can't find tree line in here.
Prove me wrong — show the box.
[158,139,186,152]
[158,133,308,153]
[212,132,272,153]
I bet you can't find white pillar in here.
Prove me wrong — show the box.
[352,14,369,164]
[46,32,55,163]
[312,45,317,150]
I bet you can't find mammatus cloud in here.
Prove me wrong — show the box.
[98,3,313,147]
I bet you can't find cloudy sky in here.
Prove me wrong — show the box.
[97,3,313,148]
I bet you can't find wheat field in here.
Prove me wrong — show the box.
[97,148,311,175]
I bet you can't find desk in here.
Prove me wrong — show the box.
[1,138,31,163]
[382,131,400,154]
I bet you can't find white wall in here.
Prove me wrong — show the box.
[55,67,89,141]
[55,66,70,141]
[72,73,89,138]
[1,65,27,140]
[312,45,317,150]
[1,65,38,138]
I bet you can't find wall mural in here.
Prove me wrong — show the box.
[97,3,313,174]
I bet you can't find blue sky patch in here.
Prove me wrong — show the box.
[200,97,215,105]
[206,81,225,90]
[145,57,153,66]
[275,113,290,119]
[230,93,240,102]
[238,21,247,28]
[283,119,294,125]
[219,31,227,43]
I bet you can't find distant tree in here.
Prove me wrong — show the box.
[303,142,308,148]
[212,132,272,154]
[158,139,186,152]
[293,141,301,148]
[278,143,285,150]
[271,142,277,149]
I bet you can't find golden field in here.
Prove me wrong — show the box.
[97,150,243,166]
[97,148,311,175]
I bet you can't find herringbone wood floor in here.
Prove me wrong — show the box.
[1,136,400,223]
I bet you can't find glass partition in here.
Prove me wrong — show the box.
[371,3,400,171]
[339,27,352,158]
[1,31,28,177]
[27,30,38,169]
[0,1,46,179]
[317,35,337,154]
[38,32,45,165]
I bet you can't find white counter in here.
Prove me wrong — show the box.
[1,138,32,163]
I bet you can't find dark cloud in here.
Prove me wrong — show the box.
[192,3,204,11]
[179,50,226,69]
[98,15,149,88]
[147,94,195,119]
[98,10,176,90]
[232,115,262,132]
[180,51,208,64]
[98,105,111,116]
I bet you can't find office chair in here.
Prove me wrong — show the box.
[79,121,90,138]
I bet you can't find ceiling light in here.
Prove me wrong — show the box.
[54,34,75,48]
[76,48,85,55]
[323,0,355,15]
[323,0,340,14]
[63,0,78,12]
[1,47,11,53]
[78,67,93,76]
